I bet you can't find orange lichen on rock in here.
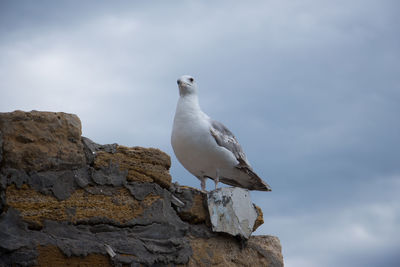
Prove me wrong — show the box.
[36,245,111,267]
[94,145,172,188]
[253,204,264,232]
[6,184,160,226]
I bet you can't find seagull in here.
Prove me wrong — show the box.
[171,75,271,192]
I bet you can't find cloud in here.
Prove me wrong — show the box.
[1,1,400,266]
[258,175,400,267]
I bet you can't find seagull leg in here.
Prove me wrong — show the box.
[200,176,206,192]
[214,169,220,190]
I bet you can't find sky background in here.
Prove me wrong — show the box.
[1,1,400,266]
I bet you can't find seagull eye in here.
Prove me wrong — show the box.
[189,77,194,83]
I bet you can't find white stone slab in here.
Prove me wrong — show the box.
[207,187,258,239]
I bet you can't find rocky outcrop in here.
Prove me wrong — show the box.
[0,110,283,266]
[93,145,172,188]
[0,110,85,172]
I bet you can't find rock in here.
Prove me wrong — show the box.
[0,110,86,172]
[188,235,283,267]
[171,184,208,224]
[1,167,88,201]
[207,187,258,239]
[37,246,111,267]
[94,145,172,188]
[0,131,3,213]
[0,209,192,266]
[253,204,264,232]
[0,110,282,266]
[81,136,118,165]
[5,184,160,227]
[0,130,3,164]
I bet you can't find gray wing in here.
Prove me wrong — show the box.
[209,119,250,167]
[210,119,272,191]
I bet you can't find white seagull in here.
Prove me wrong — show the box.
[171,75,271,192]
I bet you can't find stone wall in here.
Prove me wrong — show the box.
[0,110,283,267]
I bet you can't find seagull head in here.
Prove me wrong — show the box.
[177,75,197,96]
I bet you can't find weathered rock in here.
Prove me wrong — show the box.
[0,110,282,266]
[207,187,258,239]
[81,136,118,166]
[5,184,159,227]
[0,209,192,266]
[171,184,208,224]
[0,130,3,164]
[1,167,88,201]
[36,246,111,267]
[0,131,4,213]
[94,145,172,188]
[0,110,86,172]
[253,204,264,232]
[188,235,283,267]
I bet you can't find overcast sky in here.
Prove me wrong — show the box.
[1,1,400,266]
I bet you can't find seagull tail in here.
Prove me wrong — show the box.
[249,169,272,191]
[237,165,272,191]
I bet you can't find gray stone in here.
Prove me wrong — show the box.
[125,182,162,201]
[0,208,192,266]
[91,164,127,186]
[0,130,3,164]
[207,187,258,239]
[81,136,118,165]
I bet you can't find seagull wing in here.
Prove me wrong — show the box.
[209,119,272,191]
[209,119,250,167]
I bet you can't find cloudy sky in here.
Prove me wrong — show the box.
[1,1,399,266]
